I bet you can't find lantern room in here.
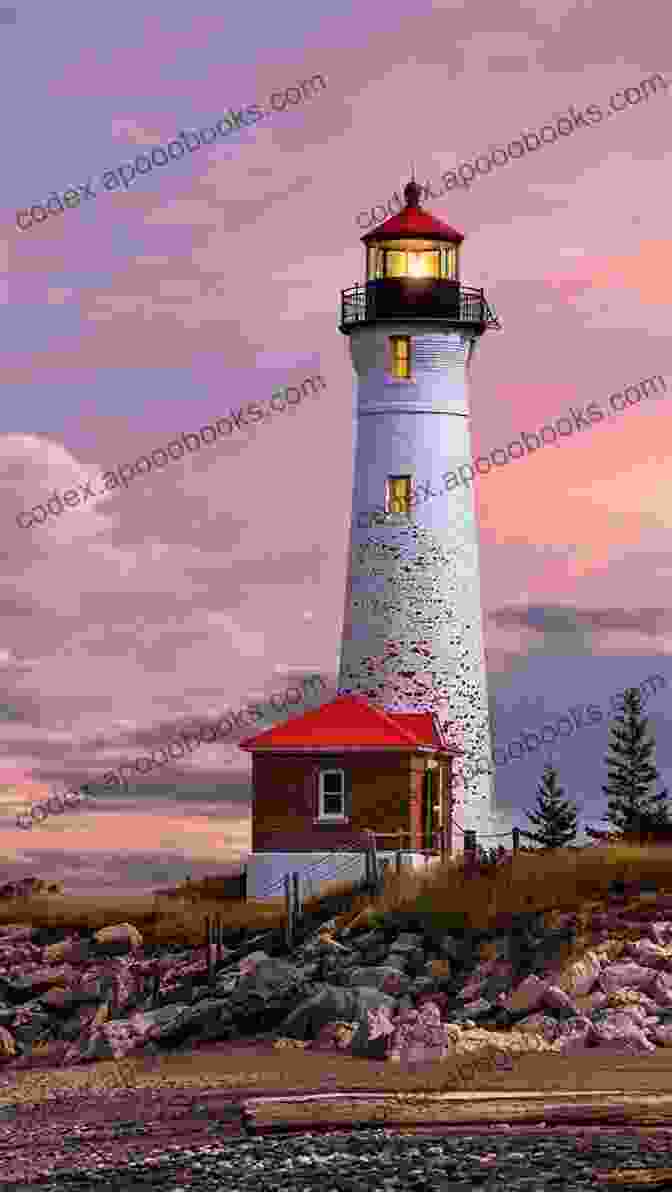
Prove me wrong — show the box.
[340,177,499,333]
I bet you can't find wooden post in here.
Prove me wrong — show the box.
[284,873,293,950]
[512,827,520,855]
[368,830,379,891]
[205,914,214,986]
[292,871,301,939]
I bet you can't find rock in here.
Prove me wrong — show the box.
[146,1001,231,1045]
[541,983,575,1013]
[5,966,76,1003]
[347,966,410,996]
[627,939,672,969]
[12,1011,52,1046]
[462,998,495,1019]
[39,987,78,1011]
[592,1009,657,1053]
[598,961,658,995]
[43,939,92,965]
[502,974,548,1014]
[279,984,397,1041]
[650,922,672,947]
[310,1020,357,1052]
[92,924,143,955]
[426,959,452,979]
[0,925,34,941]
[549,1015,597,1053]
[649,972,672,1007]
[438,935,464,960]
[238,951,271,977]
[558,950,602,997]
[516,1013,559,1043]
[0,1026,16,1060]
[351,1003,396,1059]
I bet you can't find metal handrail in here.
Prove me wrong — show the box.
[340,280,501,329]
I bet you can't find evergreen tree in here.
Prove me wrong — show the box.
[522,763,578,849]
[585,687,670,841]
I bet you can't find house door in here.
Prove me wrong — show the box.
[422,770,439,851]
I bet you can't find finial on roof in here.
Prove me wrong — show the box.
[404,174,422,208]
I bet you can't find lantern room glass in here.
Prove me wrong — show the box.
[366,241,458,282]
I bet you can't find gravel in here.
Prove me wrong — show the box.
[5,1127,672,1191]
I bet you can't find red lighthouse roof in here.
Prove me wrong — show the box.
[238,693,463,753]
[362,179,464,245]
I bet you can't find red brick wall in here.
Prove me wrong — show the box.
[251,750,454,853]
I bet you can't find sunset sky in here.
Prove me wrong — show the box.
[2,0,671,896]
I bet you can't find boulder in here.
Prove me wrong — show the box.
[238,951,271,977]
[0,1026,16,1060]
[92,924,143,955]
[278,984,397,1041]
[351,1003,396,1059]
[12,1010,52,1046]
[650,922,672,947]
[426,959,452,979]
[541,983,575,1013]
[592,1009,657,1053]
[650,1022,672,1046]
[438,935,464,961]
[310,1020,357,1051]
[5,965,76,1003]
[515,1013,559,1043]
[462,998,495,1019]
[549,1015,597,1053]
[0,925,34,941]
[43,938,92,965]
[347,966,410,996]
[502,974,548,1015]
[627,939,672,969]
[557,950,602,997]
[147,1001,232,1045]
[649,972,672,1007]
[598,961,658,995]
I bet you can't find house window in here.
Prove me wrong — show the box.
[386,475,412,516]
[390,335,410,379]
[318,769,346,818]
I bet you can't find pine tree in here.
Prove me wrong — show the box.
[522,763,578,850]
[585,687,669,841]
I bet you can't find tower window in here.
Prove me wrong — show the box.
[386,475,412,516]
[390,335,410,379]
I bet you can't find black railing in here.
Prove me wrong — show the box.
[340,278,500,330]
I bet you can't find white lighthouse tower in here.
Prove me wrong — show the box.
[337,177,501,856]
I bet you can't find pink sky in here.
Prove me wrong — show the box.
[2,0,671,894]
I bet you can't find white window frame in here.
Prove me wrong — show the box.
[318,769,347,820]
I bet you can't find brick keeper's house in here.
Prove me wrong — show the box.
[239,693,461,900]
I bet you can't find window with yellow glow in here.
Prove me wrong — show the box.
[386,475,412,515]
[440,245,457,279]
[390,335,410,379]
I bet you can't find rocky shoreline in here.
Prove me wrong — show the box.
[3,884,672,1073]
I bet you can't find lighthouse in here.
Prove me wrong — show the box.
[337,177,501,856]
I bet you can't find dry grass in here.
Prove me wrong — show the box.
[3,840,672,949]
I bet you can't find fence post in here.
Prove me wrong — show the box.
[216,913,223,965]
[368,830,379,891]
[512,827,520,855]
[284,873,293,950]
[292,871,301,939]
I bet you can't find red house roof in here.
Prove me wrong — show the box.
[361,178,464,246]
[238,693,463,754]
